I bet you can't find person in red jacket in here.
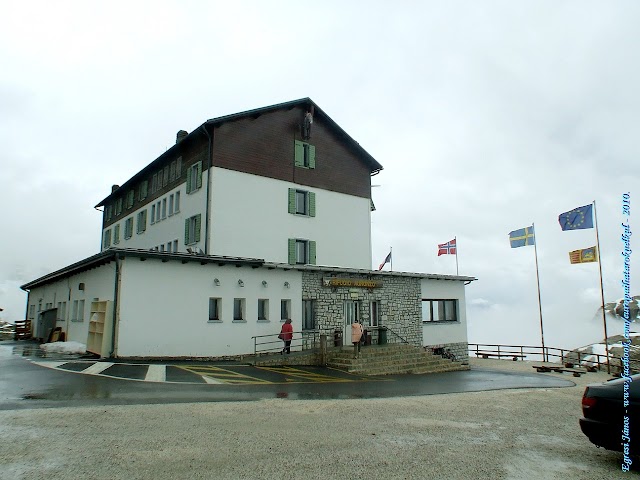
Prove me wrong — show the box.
[280,318,293,354]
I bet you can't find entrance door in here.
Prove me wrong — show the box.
[343,301,361,345]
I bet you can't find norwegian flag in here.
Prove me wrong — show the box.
[437,239,456,256]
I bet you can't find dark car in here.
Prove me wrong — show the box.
[580,374,639,467]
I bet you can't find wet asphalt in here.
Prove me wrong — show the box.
[0,341,575,410]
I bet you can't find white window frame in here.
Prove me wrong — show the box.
[258,299,269,321]
[422,299,458,323]
[281,299,291,322]
[369,301,381,327]
[174,191,181,213]
[233,298,245,321]
[209,298,221,322]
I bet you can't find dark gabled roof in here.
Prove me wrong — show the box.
[20,249,265,291]
[95,98,383,208]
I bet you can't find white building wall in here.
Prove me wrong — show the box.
[210,167,372,268]
[115,258,302,358]
[25,265,116,344]
[420,279,469,346]
[101,177,208,254]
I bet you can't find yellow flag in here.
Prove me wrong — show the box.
[569,246,598,264]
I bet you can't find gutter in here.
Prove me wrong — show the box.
[201,124,214,255]
[109,252,121,358]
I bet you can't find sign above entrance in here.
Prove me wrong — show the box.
[322,278,382,288]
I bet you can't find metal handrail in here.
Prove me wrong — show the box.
[382,326,410,344]
[251,330,323,355]
[468,343,640,374]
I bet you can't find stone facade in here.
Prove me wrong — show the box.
[302,270,423,347]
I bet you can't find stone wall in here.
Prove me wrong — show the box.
[302,271,422,347]
[425,341,469,364]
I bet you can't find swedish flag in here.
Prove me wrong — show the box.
[509,226,535,248]
[558,204,594,230]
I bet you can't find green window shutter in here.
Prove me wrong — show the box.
[176,157,182,178]
[309,192,316,217]
[288,239,296,264]
[195,214,202,242]
[294,140,304,167]
[140,180,148,200]
[309,241,316,265]
[288,188,295,214]
[141,210,147,232]
[196,161,203,189]
[308,144,316,169]
[186,166,192,194]
[114,224,120,244]
[184,218,190,244]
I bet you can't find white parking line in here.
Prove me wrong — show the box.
[32,361,67,369]
[145,364,166,382]
[83,362,114,375]
[202,375,225,384]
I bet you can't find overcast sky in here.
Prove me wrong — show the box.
[1,1,637,350]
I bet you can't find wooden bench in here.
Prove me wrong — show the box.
[533,365,587,377]
[475,352,526,361]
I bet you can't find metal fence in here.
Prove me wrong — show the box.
[468,343,640,374]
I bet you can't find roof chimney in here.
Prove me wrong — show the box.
[111,185,120,193]
[176,130,188,143]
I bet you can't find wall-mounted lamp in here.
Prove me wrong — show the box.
[214,278,220,286]
[262,280,268,287]
[238,279,244,287]
[284,281,290,288]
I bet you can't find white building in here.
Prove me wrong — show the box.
[21,99,476,362]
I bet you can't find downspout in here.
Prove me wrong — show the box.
[200,124,213,255]
[95,206,104,251]
[109,252,121,358]
[24,290,30,323]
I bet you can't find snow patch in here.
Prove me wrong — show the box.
[39,341,86,355]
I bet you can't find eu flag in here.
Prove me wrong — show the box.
[558,204,594,230]
[509,226,535,248]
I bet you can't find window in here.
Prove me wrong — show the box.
[174,191,180,213]
[176,157,182,178]
[28,305,35,319]
[233,298,245,321]
[125,190,135,209]
[156,201,162,222]
[152,173,158,193]
[185,214,201,245]
[151,204,156,224]
[115,198,123,216]
[169,161,176,182]
[137,210,147,234]
[57,302,66,322]
[186,161,202,194]
[166,242,172,252]
[258,299,269,321]
[169,194,174,216]
[369,301,381,327]
[173,239,178,252]
[113,224,120,244]
[288,239,316,265]
[139,180,148,201]
[163,166,169,187]
[422,299,458,322]
[281,299,291,321]
[288,189,316,216]
[103,229,111,248]
[124,217,133,240]
[72,299,85,322]
[45,302,53,310]
[160,244,165,252]
[161,198,167,219]
[209,298,221,321]
[105,205,113,222]
[294,140,316,168]
[302,300,315,330]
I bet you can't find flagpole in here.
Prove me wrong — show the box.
[532,223,546,361]
[455,236,459,275]
[390,246,393,271]
[593,200,610,374]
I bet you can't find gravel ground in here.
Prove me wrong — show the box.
[0,358,631,479]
